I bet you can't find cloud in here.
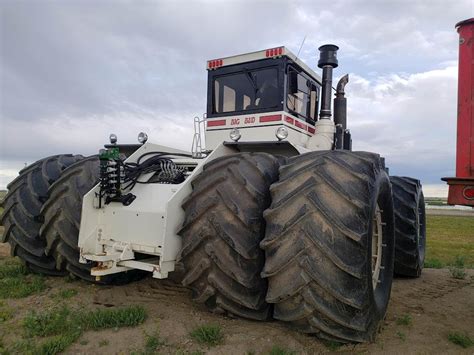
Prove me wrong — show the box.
[345,65,457,182]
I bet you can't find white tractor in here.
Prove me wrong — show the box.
[2,44,426,342]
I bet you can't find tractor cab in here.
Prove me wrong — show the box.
[205,47,323,150]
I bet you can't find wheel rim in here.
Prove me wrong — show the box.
[372,204,383,290]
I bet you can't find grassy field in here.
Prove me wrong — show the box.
[425,215,474,268]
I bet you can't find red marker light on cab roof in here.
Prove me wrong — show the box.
[266,47,284,58]
[208,59,223,69]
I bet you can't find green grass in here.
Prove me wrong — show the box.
[80,305,146,330]
[15,305,148,355]
[38,332,81,355]
[0,259,47,299]
[449,267,467,280]
[448,332,474,348]
[0,303,13,323]
[0,259,29,278]
[396,314,412,326]
[23,307,75,337]
[448,256,468,279]
[190,324,223,346]
[426,215,474,268]
[424,258,444,268]
[453,255,466,268]
[140,332,166,354]
[396,331,406,341]
[0,276,47,299]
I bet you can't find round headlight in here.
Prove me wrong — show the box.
[138,132,148,144]
[275,127,288,141]
[109,133,118,144]
[229,128,241,142]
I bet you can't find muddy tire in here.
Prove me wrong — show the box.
[261,151,395,342]
[1,154,84,275]
[177,153,279,320]
[40,156,140,284]
[390,176,426,277]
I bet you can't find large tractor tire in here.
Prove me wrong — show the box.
[1,154,84,275]
[40,156,140,284]
[390,176,426,277]
[261,151,395,342]
[177,153,279,320]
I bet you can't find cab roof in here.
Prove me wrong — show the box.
[207,46,322,84]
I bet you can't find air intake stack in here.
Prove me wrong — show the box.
[307,45,340,151]
[318,44,339,120]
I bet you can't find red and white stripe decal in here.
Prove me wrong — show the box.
[294,120,306,130]
[207,119,226,127]
[259,114,282,123]
[206,113,315,136]
[284,115,316,134]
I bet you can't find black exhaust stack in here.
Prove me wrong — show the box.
[318,44,339,120]
[334,74,348,130]
[334,74,351,149]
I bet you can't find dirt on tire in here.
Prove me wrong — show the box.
[261,151,395,342]
[177,152,280,321]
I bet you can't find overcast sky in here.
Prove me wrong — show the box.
[1,0,473,195]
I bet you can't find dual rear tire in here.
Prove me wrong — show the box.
[1,155,84,275]
[390,176,426,277]
[179,151,396,342]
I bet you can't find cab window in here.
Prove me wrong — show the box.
[213,67,280,114]
[287,67,319,123]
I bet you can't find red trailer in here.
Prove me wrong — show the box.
[443,18,474,207]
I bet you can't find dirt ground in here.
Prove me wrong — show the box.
[0,243,473,354]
